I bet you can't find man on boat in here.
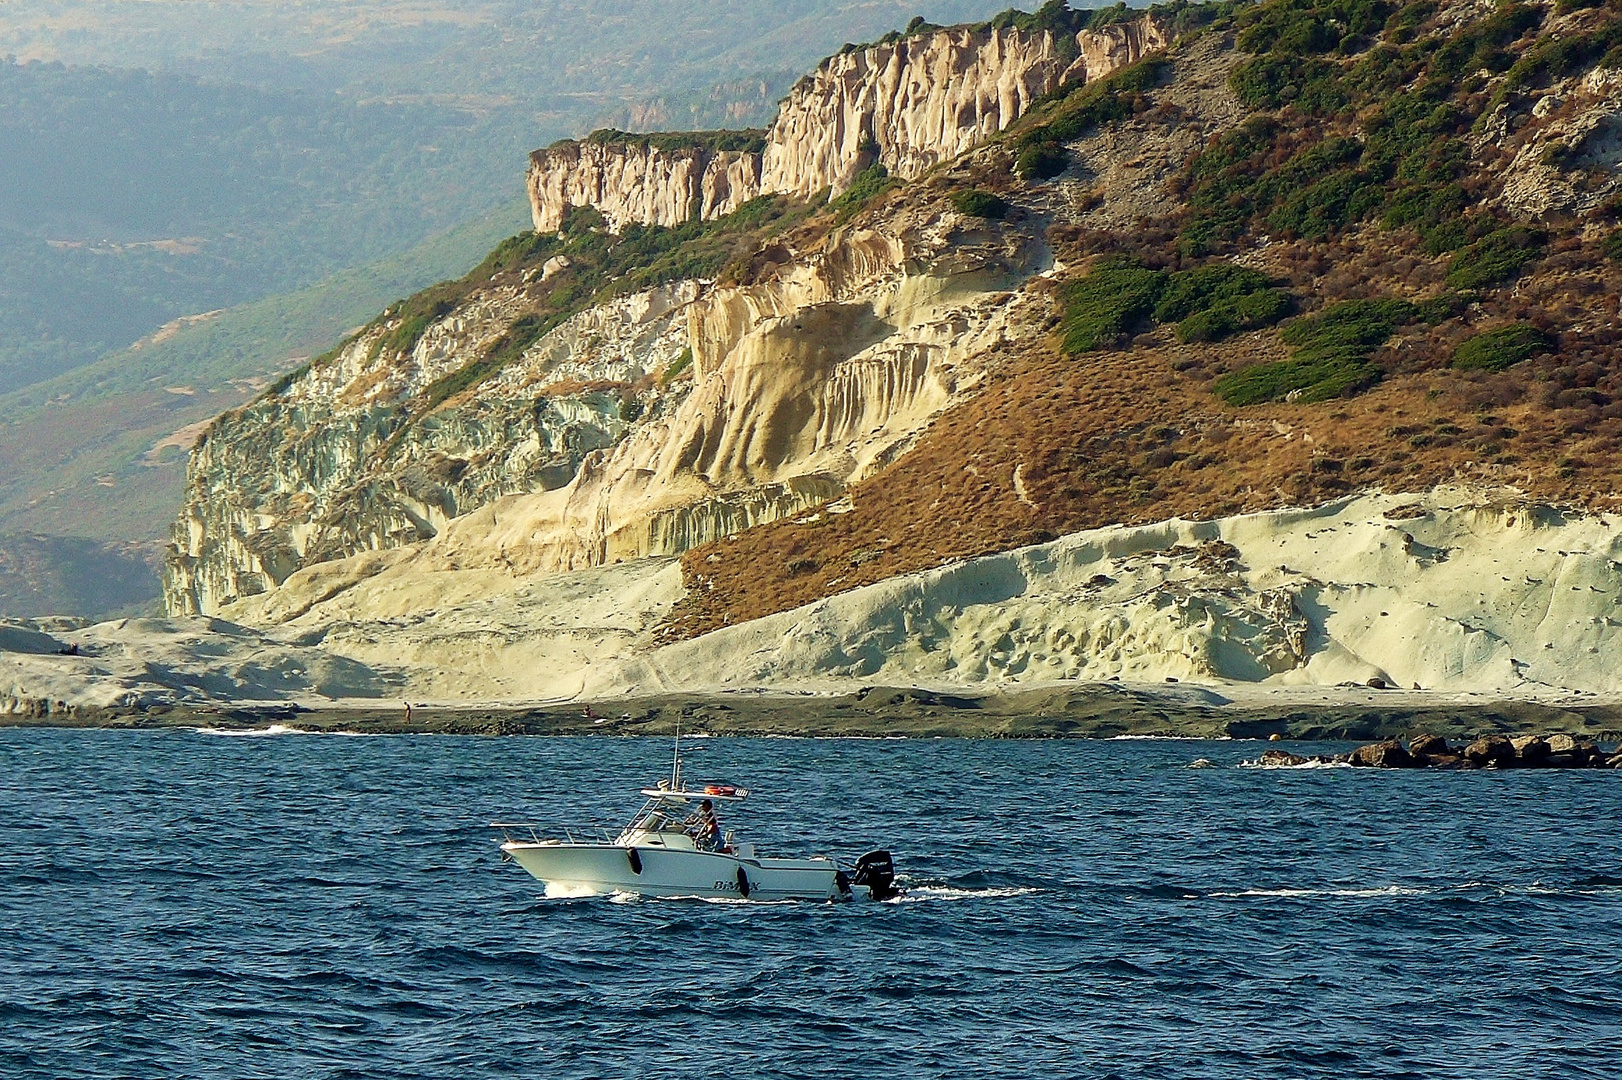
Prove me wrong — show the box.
[685,799,720,851]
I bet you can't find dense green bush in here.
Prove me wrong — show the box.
[1215,297,1414,404]
[1445,227,1544,290]
[1176,287,1295,343]
[951,190,1011,219]
[1451,323,1553,371]
[1059,259,1169,353]
[1279,297,1417,353]
[1060,259,1293,353]
[1015,143,1071,180]
[1213,354,1384,404]
[1236,0,1397,56]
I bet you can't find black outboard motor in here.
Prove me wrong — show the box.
[851,849,901,901]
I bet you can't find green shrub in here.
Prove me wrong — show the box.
[1216,297,1415,404]
[381,297,456,357]
[951,189,1010,219]
[1015,143,1070,180]
[1060,259,1294,353]
[1176,288,1295,343]
[1235,0,1399,57]
[1153,264,1293,342]
[1445,226,1544,290]
[1058,259,1170,353]
[1451,323,1553,371]
[830,163,900,222]
[1280,297,1417,351]
[1213,355,1383,405]
[1604,229,1622,261]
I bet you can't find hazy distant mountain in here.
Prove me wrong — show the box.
[0,0,1018,616]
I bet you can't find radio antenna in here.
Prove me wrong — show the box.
[671,721,682,792]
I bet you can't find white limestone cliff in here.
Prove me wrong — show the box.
[526,15,1168,233]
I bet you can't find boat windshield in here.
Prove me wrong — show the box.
[624,805,685,834]
[621,787,746,837]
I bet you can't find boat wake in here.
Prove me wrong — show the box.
[893,884,1042,903]
[1205,884,1429,899]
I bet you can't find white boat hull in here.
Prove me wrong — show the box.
[502,841,843,901]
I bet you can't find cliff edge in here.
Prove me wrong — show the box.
[526,12,1168,232]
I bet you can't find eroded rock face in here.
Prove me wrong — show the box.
[527,16,1168,233]
[168,187,1046,618]
[165,284,698,615]
[528,140,764,233]
[1494,66,1622,219]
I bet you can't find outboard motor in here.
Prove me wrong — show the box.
[851,849,901,901]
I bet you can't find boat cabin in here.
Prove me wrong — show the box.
[615,783,752,855]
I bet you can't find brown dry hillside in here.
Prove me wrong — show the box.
[666,0,1622,638]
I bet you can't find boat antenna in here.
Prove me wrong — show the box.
[671,721,682,792]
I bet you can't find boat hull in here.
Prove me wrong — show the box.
[501,841,842,901]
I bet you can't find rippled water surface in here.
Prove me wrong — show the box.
[3,729,1620,1079]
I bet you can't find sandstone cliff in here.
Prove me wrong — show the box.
[153,0,1622,714]
[527,14,1167,232]
[167,192,1044,616]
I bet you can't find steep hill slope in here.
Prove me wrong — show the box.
[92,0,1622,711]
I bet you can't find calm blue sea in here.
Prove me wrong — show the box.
[2,729,1620,1079]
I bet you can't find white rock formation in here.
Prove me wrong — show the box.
[527,15,1169,232]
[25,490,1622,712]
[590,489,1622,697]
[1496,64,1622,219]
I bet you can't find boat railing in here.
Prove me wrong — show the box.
[489,822,617,845]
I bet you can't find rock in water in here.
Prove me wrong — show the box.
[1464,737,1515,766]
[1349,740,1415,768]
[1409,733,1451,757]
[1258,749,1308,767]
[1546,733,1581,754]
[1509,735,1551,765]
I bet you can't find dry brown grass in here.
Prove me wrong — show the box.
[664,235,1622,638]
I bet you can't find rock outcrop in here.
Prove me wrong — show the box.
[527,15,1168,232]
[528,135,766,233]
[167,191,1045,616]
[165,284,698,615]
[1248,733,1622,769]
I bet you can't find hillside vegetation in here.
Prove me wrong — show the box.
[666,0,1622,636]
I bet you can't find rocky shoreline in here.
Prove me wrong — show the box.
[1257,732,1622,770]
[6,685,1622,745]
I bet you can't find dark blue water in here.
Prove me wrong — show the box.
[3,729,1620,1079]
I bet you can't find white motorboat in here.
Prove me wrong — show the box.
[492,741,899,902]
